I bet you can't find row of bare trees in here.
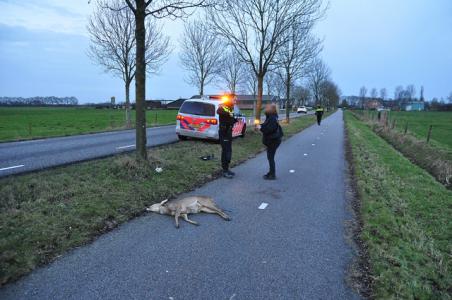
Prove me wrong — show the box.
[359,85,424,103]
[88,0,328,160]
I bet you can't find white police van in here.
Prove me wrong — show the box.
[175,95,247,141]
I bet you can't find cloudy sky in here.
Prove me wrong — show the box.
[0,0,451,103]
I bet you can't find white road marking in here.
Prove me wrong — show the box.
[304,153,308,156]
[312,143,316,146]
[289,169,295,173]
[258,203,268,210]
[0,164,25,171]
[116,144,135,150]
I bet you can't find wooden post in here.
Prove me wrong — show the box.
[404,122,408,135]
[426,125,432,143]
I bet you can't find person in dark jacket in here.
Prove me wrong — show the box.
[260,103,283,180]
[315,105,324,125]
[217,96,237,179]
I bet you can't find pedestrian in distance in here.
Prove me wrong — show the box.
[315,104,324,125]
[217,96,237,179]
[260,103,283,180]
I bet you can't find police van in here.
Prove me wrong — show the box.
[175,95,247,141]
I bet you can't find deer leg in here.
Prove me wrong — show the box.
[182,214,199,226]
[174,211,181,228]
[201,205,231,221]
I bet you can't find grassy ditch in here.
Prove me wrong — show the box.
[0,113,325,286]
[344,111,452,299]
[351,110,451,188]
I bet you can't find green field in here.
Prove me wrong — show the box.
[369,111,452,150]
[345,112,451,299]
[0,107,178,142]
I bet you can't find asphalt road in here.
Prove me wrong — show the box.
[0,112,309,177]
[0,110,358,299]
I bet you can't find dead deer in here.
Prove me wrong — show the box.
[146,196,231,228]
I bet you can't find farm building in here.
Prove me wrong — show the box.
[235,95,280,109]
[401,101,425,111]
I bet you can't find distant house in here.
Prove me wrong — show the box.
[364,99,383,110]
[401,101,425,111]
[145,100,164,109]
[235,95,279,110]
[382,100,400,110]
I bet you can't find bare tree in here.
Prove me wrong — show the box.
[209,0,324,124]
[359,86,367,108]
[394,85,404,100]
[308,58,331,106]
[276,26,322,122]
[244,67,258,96]
[406,84,416,100]
[120,0,209,160]
[292,85,311,107]
[379,88,387,100]
[447,92,452,104]
[370,88,378,99]
[180,20,223,95]
[218,49,246,94]
[420,86,425,101]
[88,0,170,128]
[320,80,340,109]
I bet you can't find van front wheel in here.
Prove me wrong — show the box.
[178,134,188,141]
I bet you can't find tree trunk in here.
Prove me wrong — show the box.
[285,73,291,123]
[255,74,264,128]
[134,1,147,160]
[125,81,132,128]
[200,79,204,96]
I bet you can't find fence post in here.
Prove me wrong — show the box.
[426,125,433,143]
[404,122,408,135]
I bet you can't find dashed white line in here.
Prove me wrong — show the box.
[303,153,308,156]
[289,169,295,173]
[312,143,316,146]
[258,203,268,210]
[116,144,135,150]
[0,164,25,171]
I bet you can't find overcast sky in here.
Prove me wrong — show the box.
[0,0,451,103]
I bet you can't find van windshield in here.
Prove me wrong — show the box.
[180,102,215,116]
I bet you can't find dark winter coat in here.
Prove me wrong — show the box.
[260,113,283,146]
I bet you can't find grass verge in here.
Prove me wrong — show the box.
[0,113,324,286]
[344,111,452,299]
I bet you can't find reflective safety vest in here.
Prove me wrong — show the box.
[222,105,233,116]
[316,107,324,112]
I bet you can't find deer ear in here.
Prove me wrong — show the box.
[160,199,168,206]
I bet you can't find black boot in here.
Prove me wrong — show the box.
[223,170,234,179]
[263,173,276,180]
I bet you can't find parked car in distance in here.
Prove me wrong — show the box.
[297,106,308,114]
